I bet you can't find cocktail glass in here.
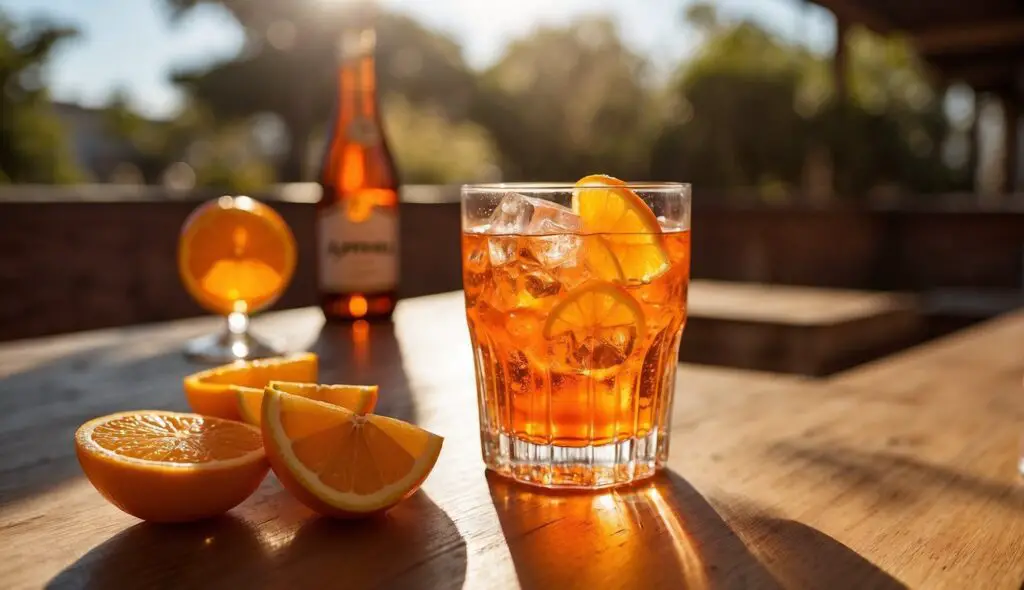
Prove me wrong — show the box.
[178,195,297,362]
[461,181,691,489]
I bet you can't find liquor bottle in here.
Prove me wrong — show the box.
[316,25,399,321]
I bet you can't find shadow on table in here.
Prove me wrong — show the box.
[728,515,907,590]
[47,491,466,590]
[0,346,197,506]
[270,491,467,590]
[769,440,1024,511]
[308,320,416,423]
[46,515,270,590]
[488,469,910,590]
[487,469,779,589]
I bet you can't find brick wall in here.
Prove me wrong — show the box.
[1,188,1023,341]
[0,199,461,341]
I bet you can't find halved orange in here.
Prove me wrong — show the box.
[543,280,647,371]
[237,380,378,426]
[183,353,318,421]
[75,411,268,523]
[573,174,669,283]
[262,389,443,518]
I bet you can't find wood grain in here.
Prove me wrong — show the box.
[1,292,1022,589]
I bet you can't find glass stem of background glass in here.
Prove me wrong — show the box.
[226,310,251,359]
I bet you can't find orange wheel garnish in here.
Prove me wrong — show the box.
[573,174,669,283]
[542,280,647,373]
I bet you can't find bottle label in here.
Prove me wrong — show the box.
[318,203,398,293]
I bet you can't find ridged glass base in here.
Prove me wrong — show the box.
[482,429,667,489]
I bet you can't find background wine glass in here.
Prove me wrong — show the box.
[178,195,297,362]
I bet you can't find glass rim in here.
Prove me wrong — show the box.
[462,181,690,194]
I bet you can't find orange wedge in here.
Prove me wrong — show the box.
[543,280,646,371]
[237,380,378,426]
[183,353,317,421]
[262,389,443,518]
[75,411,268,523]
[573,174,669,283]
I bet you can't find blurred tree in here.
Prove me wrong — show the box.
[652,14,813,192]
[160,1,957,195]
[165,1,478,182]
[384,96,497,184]
[187,121,275,192]
[102,92,275,191]
[0,12,81,183]
[102,90,183,183]
[652,2,956,197]
[823,28,954,195]
[472,16,657,180]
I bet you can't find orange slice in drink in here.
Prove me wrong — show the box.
[573,174,669,283]
[183,353,318,421]
[237,380,378,426]
[75,411,268,522]
[585,235,627,283]
[543,280,647,371]
[262,389,443,518]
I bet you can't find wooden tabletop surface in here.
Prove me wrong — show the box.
[1,291,1022,590]
[687,280,918,326]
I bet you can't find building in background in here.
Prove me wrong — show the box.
[51,102,140,183]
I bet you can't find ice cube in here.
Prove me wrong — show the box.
[523,269,562,299]
[489,193,533,234]
[488,193,580,235]
[487,193,582,267]
[488,237,518,266]
[528,233,582,268]
[526,200,580,235]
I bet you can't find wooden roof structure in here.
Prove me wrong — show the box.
[812,0,1024,99]
[811,0,1023,192]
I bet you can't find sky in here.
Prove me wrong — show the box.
[0,0,836,119]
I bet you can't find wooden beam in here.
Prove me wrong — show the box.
[968,91,980,191]
[806,0,890,33]
[915,20,1024,55]
[1001,94,1020,194]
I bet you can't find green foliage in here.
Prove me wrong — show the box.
[384,96,497,184]
[161,0,959,195]
[99,93,276,190]
[472,16,656,181]
[652,4,957,196]
[0,12,82,183]
[188,120,276,192]
[171,5,478,181]
[0,0,960,196]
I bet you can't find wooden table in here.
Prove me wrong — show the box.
[683,281,923,376]
[1,292,1022,589]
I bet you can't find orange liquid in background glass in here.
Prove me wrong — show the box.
[178,196,297,315]
[462,230,690,447]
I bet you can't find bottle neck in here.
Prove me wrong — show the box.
[337,28,377,121]
[320,27,397,196]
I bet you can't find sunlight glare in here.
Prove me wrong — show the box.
[645,487,709,590]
